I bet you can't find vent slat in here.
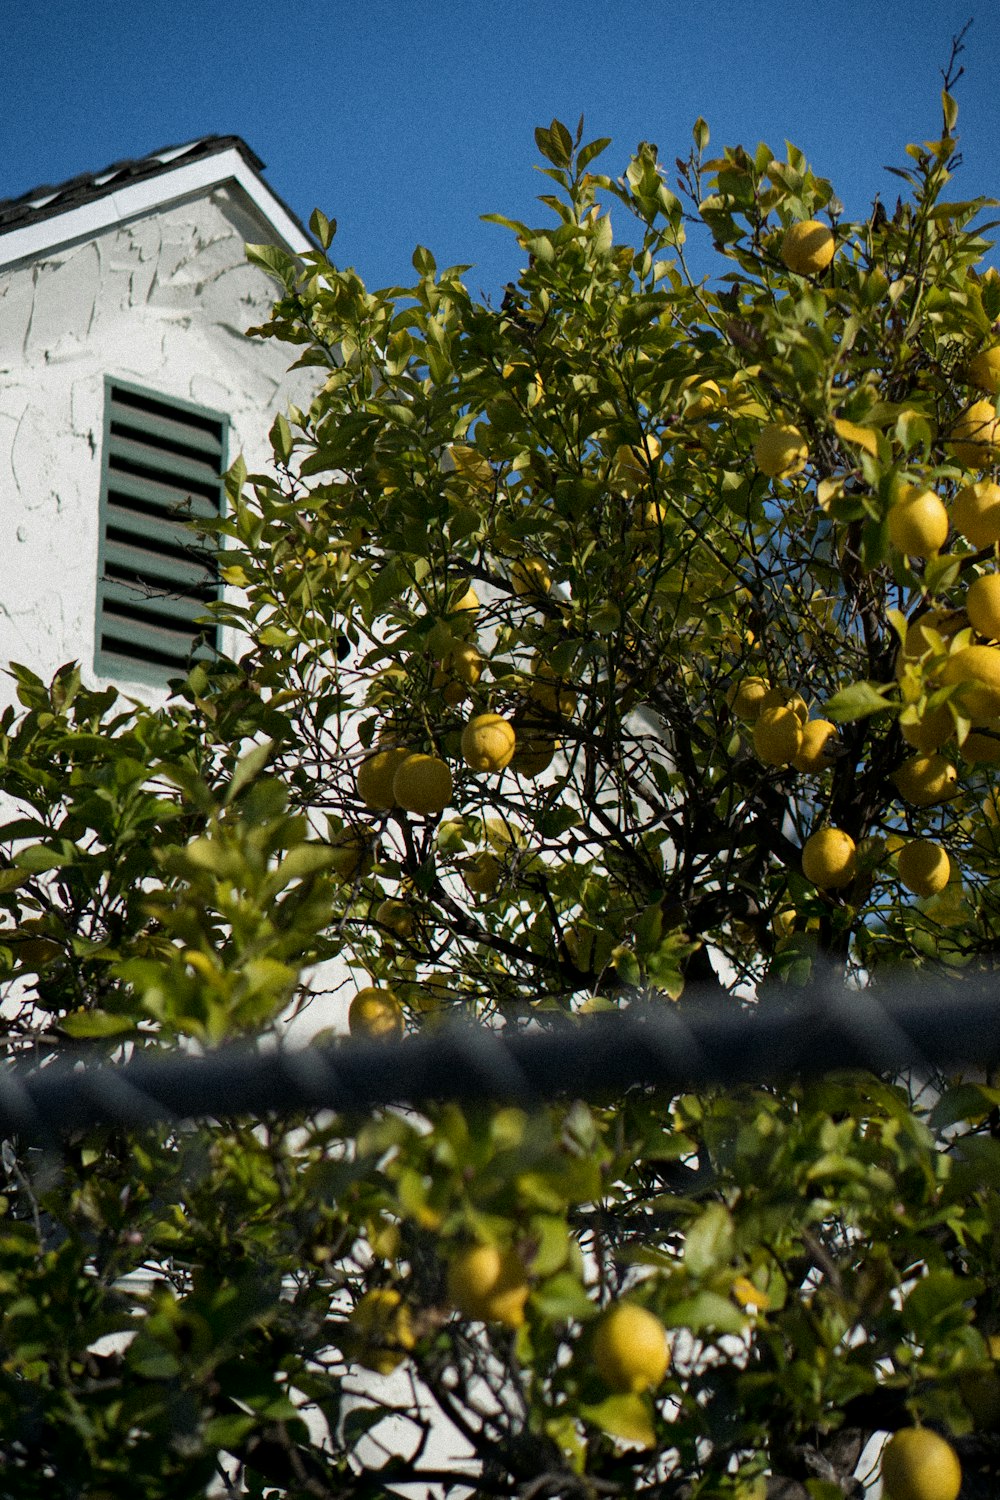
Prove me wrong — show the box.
[96,381,226,684]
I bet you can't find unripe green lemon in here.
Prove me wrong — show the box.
[754,423,809,479]
[462,713,516,772]
[792,719,837,773]
[392,754,453,815]
[892,753,958,807]
[592,1303,671,1394]
[728,676,769,722]
[887,486,949,558]
[781,219,835,276]
[949,399,1000,469]
[753,705,803,766]
[879,1427,961,1500]
[941,644,1000,721]
[375,898,414,939]
[953,478,1000,548]
[801,828,857,889]
[969,345,1000,395]
[967,573,1000,638]
[356,746,410,810]
[897,840,950,897]
[447,1244,530,1328]
[348,987,404,1040]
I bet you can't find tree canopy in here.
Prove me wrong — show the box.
[0,82,999,1497]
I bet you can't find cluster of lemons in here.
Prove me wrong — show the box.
[351,1236,671,1399]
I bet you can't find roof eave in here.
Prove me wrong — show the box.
[0,146,314,273]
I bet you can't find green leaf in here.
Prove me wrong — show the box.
[225,739,275,805]
[684,1202,734,1276]
[581,1393,656,1448]
[60,1011,136,1039]
[824,680,894,722]
[942,89,959,134]
[693,117,710,153]
[245,243,299,291]
[308,207,335,250]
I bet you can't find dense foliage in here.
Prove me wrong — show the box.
[0,83,999,1496]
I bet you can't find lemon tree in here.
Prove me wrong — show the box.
[0,68,999,1499]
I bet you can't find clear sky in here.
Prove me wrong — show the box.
[3,1,999,300]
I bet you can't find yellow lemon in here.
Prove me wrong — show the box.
[753,705,803,766]
[953,479,1000,548]
[879,1428,961,1500]
[781,219,835,276]
[330,826,373,881]
[949,399,1000,469]
[461,713,517,772]
[792,719,838,773]
[356,746,410,810]
[463,850,502,896]
[592,1303,671,1394]
[897,840,950,897]
[968,345,1000,395]
[375,899,414,939]
[684,379,723,419]
[727,676,770,722]
[446,1244,530,1328]
[511,556,552,597]
[754,423,809,479]
[900,703,954,754]
[887,486,949,558]
[350,1288,415,1375]
[451,583,480,618]
[892,753,958,807]
[941,644,1000,721]
[967,573,1000,637]
[510,723,557,777]
[348,987,404,1040]
[801,828,857,889]
[393,754,453,815]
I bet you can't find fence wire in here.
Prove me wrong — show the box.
[3,972,999,1143]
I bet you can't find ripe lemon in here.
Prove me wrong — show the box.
[760,686,809,722]
[897,609,968,671]
[941,644,1000,721]
[451,584,480,618]
[350,1288,415,1375]
[728,676,770,722]
[434,642,484,705]
[949,399,1000,469]
[754,423,809,479]
[357,746,410,810]
[879,1427,961,1500]
[968,345,1000,395]
[527,659,578,719]
[892,753,958,807]
[887,486,949,558]
[953,479,1000,548]
[446,1243,530,1328]
[330,826,372,880]
[792,718,837,773]
[967,573,1000,638]
[592,1303,671,1394]
[393,754,453,815]
[963,730,1000,764]
[781,219,835,276]
[462,713,516,772]
[510,722,557,777]
[900,703,954,754]
[753,705,803,766]
[463,850,502,896]
[349,986,404,1040]
[511,556,552,597]
[897,840,950,897]
[801,828,857,889]
[375,899,414,939]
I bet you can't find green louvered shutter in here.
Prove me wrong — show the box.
[95,380,228,683]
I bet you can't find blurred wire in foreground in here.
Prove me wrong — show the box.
[4,974,1000,1143]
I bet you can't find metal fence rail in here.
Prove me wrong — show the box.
[3,974,999,1142]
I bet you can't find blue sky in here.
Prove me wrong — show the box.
[4,2,1000,299]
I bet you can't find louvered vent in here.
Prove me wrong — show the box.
[95,382,227,682]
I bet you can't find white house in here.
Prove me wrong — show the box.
[0,135,315,700]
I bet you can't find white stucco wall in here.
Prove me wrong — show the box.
[0,182,316,702]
